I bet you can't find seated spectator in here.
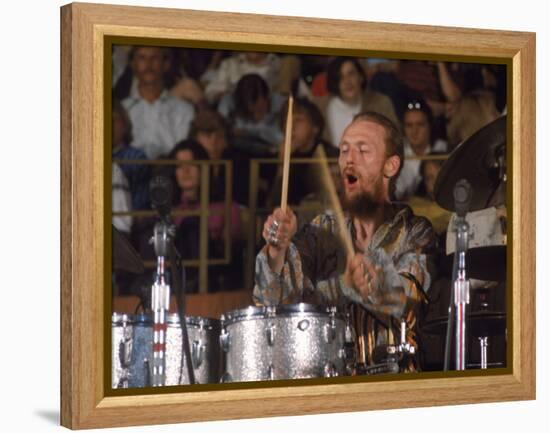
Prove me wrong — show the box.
[218,73,285,154]
[267,97,338,208]
[408,153,452,235]
[321,57,398,147]
[395,99,448,200]
[170,139,243,292]
[204,51,282,105]
[112,99,151,210]
[122,46,195,159]
[189,110,249,206]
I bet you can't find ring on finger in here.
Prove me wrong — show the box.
[268,234,279,246]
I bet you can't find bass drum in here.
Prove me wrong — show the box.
[220,303,346,382]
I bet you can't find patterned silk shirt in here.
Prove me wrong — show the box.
[253,204,437,371]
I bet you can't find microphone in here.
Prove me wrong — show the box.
[453,179,472,218]
[149,176,173,221]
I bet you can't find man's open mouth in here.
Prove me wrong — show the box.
[346,174,358,185]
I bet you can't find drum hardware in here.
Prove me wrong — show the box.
[149,175,195,386]
[112,313,133,389]
[298,319,310,331]
[323,362,338,378]
[422,311,506,338]
[434,115,507,212]
[479,337,489,370]
[219,327,231,352]
[436,178,474,372]
[191,340,205,368]
[422,310,506,370]
[143,359,151,387]
[220,372,232,383]
[266,323,275,346]
[396,319,415,356]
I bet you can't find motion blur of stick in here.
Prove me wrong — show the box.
[280,95,293,213]
[315,146,354,257]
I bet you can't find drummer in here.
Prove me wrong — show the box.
[253,111,437,372]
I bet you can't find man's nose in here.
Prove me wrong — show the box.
[344,149,356,165]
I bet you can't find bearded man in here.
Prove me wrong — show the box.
[253,111,437,372]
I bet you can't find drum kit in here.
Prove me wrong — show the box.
[111,115,508,388]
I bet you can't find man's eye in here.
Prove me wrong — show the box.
[360,145,370,153]
[341,145,349,152]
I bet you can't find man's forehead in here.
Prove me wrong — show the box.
[341,119,386,143]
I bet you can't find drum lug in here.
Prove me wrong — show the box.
[220,372,232,383]
[268,364,275,380]
[266,323,275,346]
[220,329,231,352]
[323,362,338,378]
[297,319,310,331]
[324,321,336,343]
[192,340,204,368]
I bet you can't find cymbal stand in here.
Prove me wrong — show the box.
[453,216,470,370]
[451,179,472,371]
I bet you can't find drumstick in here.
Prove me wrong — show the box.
[316,146,355,258]
[280,95,293,213]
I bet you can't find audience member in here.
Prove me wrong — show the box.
[189,110,249,205]
[170,139,243,292]
[408,153,452,235]
[205,52,282,105]
[322,57,398,147]
[122,46,195,159]
[395,99,448,200]
[112,99,151,210]
[268,97,339,208]
[218,73,285,154]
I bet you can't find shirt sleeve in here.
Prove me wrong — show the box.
[352,216,436,321]
[253,213,348,307]
[252,242,306,306]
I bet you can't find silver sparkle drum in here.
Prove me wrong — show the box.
[111,313,133,389]
[220,303,346,382]
[111,313,221,388]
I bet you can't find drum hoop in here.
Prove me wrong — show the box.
[221,303,343,325]
[111,313,220,329]
[166,313,221,329]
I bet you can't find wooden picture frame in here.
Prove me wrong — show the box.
[60,2,535,429]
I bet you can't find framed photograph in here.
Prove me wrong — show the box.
[60,2,535,429]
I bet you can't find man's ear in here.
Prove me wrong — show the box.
[383,155,401,178]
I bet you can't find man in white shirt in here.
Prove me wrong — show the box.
[204,52,281,105]
[122,46,195,159]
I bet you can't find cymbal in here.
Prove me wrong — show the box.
[422,310,506,337]
[112,225,144,274]
[434,115,507,212]
[440,245,506,281]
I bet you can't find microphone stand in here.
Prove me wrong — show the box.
[150,220,171,386]
[443,179,472,371]
[149,176,196,386]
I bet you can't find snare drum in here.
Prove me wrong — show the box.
[220,303,346,382]
[111,313,221,388]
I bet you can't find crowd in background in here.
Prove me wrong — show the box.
[111,45,506,295]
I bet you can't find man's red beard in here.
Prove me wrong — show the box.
[340,177,384,218]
